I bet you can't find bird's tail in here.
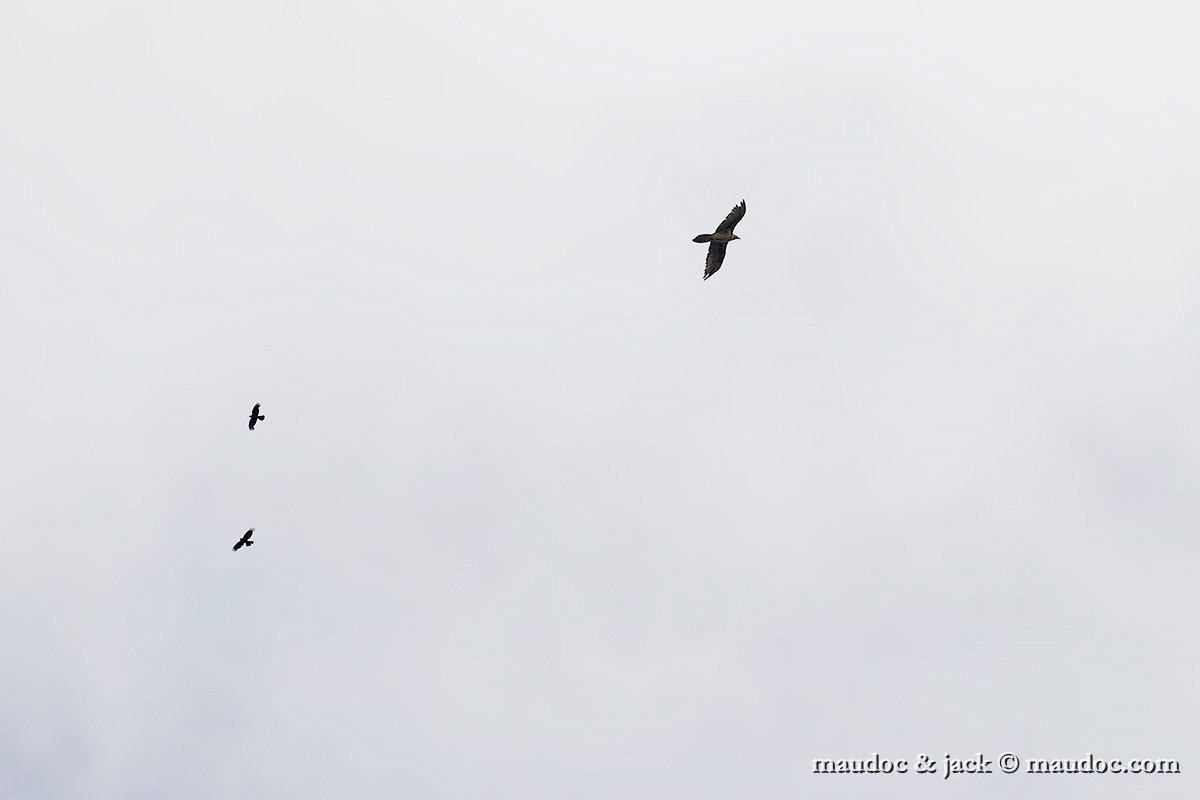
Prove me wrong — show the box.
[259,415,266,421]
[693,234,712,243]
[245,540,253,546]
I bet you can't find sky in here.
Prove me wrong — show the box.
[3,1,1200,797]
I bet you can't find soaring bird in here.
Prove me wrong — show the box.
[248,403,265,431]
[693,200,746,280]
[233,528,255,551]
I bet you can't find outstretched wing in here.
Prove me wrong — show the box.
[714,200,746,235]
[233,540,244,551]
[704,242,728,280]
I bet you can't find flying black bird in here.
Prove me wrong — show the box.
[693,200,746,280]
[233,528,255,551]
[248,403,265,431]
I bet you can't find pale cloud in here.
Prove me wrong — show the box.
[2,1,1199,797]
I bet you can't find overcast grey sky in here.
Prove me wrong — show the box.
[3,1,1200,798]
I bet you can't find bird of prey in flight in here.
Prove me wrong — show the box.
[233,528,255,551]
[693,200,746,280]
[248,403,265,431]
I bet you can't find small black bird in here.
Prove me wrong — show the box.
[248,403,265,431]
[693,200,746,280]
[233,528,255,551]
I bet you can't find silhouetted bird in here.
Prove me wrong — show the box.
[693,200,746,280]
[233,528,255,551]
[248,403,265,431]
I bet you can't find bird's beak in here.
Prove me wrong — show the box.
[732,234,741,240]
